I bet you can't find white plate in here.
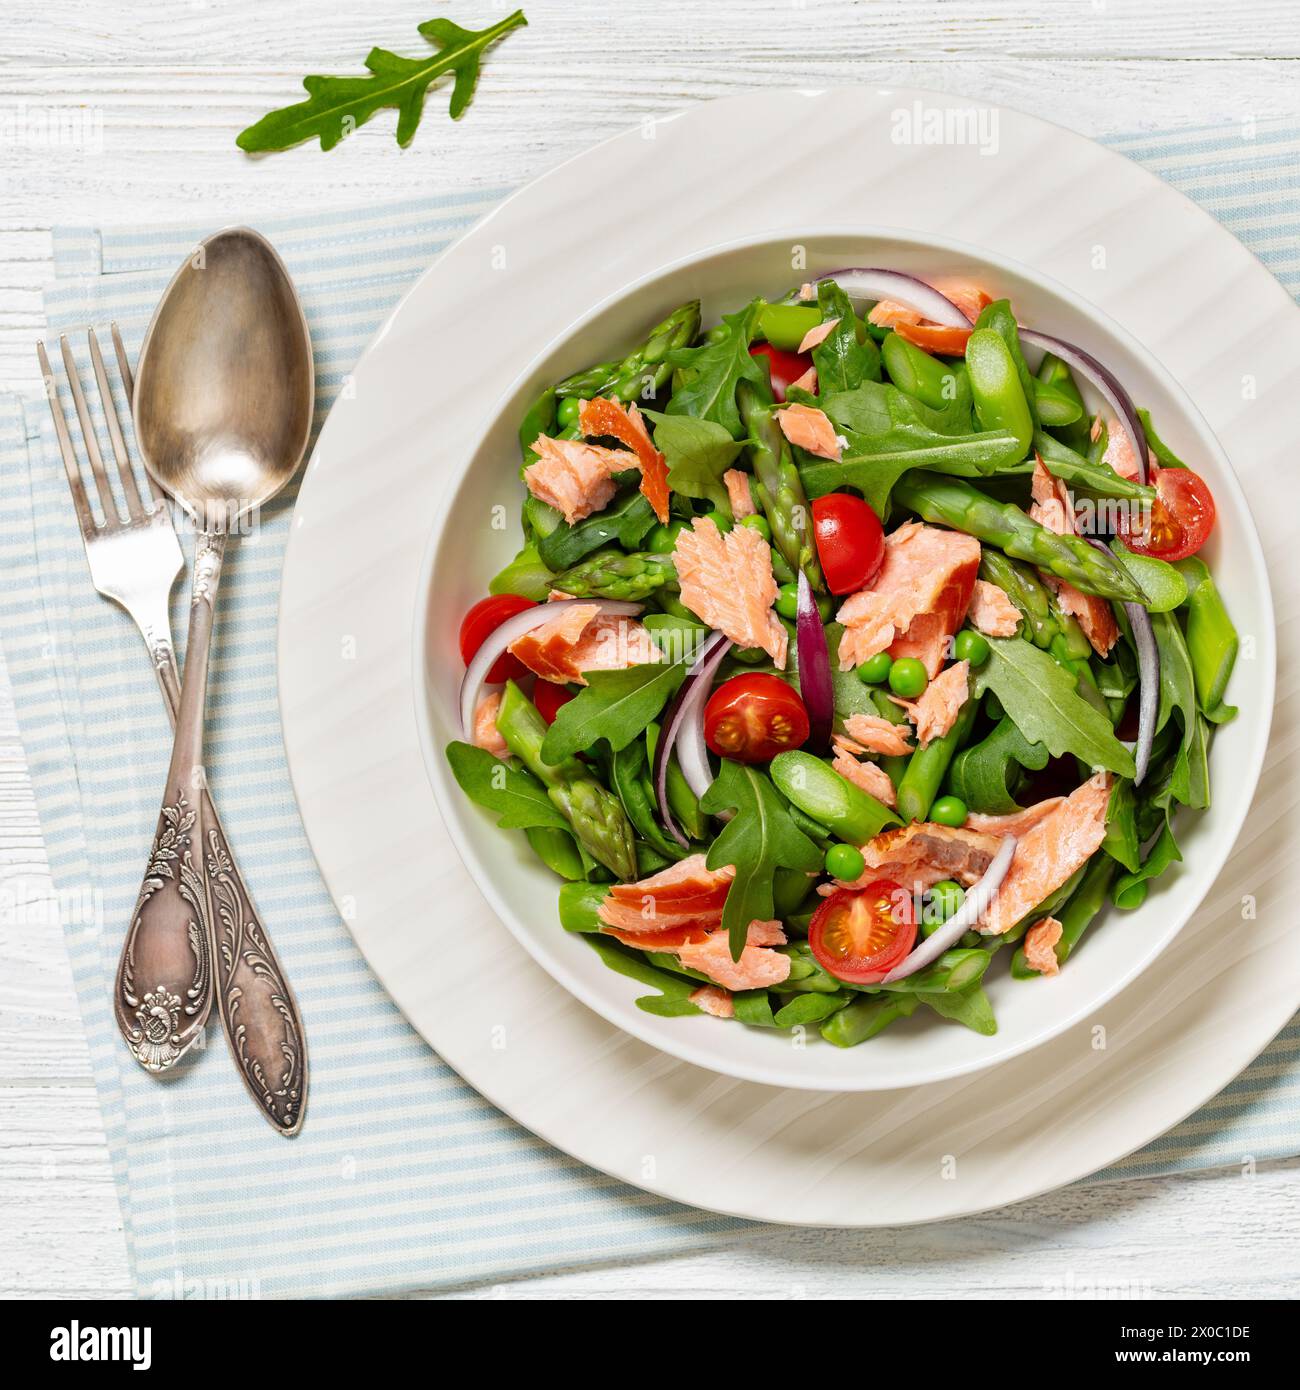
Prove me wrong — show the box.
[280,90,1300,1223]
[415,225,1272,1091]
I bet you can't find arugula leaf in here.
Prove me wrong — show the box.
[811,281,881,393]
[946,715,1049,815]
[445,742,570,832]
[1152,610,1209,809]
[237,12,527,153]
[536,487,657,571]
[1101,778,1141,873]
[701,761,824,960]
[666,301,768,438]
[541,658,686,763]
[971,637,1136,776]
[643,410,746,517]
[921,985,997,1035]
[1112,817,1182,909]
[583,935,702,1016]
[825,623,880,722]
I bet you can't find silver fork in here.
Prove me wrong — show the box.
[38,328,307,1135]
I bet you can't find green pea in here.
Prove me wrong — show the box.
[953,629,991,667]
[856,652,893,685]
[930,795,968,827]
[824,843,866,881]
[556,396,582,429]
[703,506,733,534]
[647,520,688,554]
[740,513,772,542]
[924,880,965,934]
[888,657,928,699]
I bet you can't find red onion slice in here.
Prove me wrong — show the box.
[795,570,833,753]
[810,269,971,327]
[1020,329,1149,486]
[458,597,642,739]
[653,631,732,846]
[881,835,1017,983]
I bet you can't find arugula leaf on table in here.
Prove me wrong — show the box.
[237,12,528,153]
[541,657,687,763]
[700,760,824,960]
[811,280,881,393]
[535,487,657,571]
[444,742,570,832]
[971,637,1136,777]
[665,300,768,438]
[642,411,746,518]
[946,715,1049,815]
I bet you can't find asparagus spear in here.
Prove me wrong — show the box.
[738,380,825,588]
[979,549,1055,648]
[894,471,1146,603]
[822,993,919,1047]
[896,696,978,824]
[554,301,702,402]
[496,681,638,881]
[551,549,677,600]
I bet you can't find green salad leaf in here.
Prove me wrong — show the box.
[583,935,702,1016]
[444,742,571,832]
[811,280,881,393]
[541,657,687,763]
[1152,610,1209,810]
[1112,818,1182,910]
[666,301,768,438]
[536,487,657,571]
[1101,778,1142,874]
[945,715,1049,815]
[971,637,1136,777]
[643,410,746,517]
[701,760,824,961]
[237,11,527,153]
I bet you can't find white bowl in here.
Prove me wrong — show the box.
[415,227,1273,1092]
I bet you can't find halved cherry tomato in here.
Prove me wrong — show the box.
[893,321,973,356]
[808,880,916,984]
[1115,466,1215,562]
[750,342,814,403]
[811,494,886,594]
[703,673,810,763]
[459,594,536,684]
[533,679,576,725]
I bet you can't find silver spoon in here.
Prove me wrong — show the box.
[119,227,313,1074]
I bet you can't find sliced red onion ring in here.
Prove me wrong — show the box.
[810,269,971,327]
[1020,329,1149,486]
[796,570,833,753]
[458,597,642,739]
[1085,538,1158,785]
[653,630,732,847]
[881,835,1017,983]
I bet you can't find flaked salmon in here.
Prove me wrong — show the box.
[826,821,1003,894]
[867,280,990,328]
[787,365,818,396]
[836,521,980,675]
[832,746,898,808]
[1028,458,1119,657]
[690,984,735,1019]
[673,518,787,666]
[578,396,671,523]
[980,772,1112,935]
[776,403,843,461]
[966,579,1021,637]
[890,659,969,746]
[965,798,1064,837]
[675,919,791,991]
[524,436,621,524]
[472,691,509,759]
[509,606,660,685]
[840,713,915,757]
[597,854,734,934]
[723,467,757,518]
[798,317,839,353]
[1023,916,1064,976]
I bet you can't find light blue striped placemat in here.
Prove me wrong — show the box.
[2,118,1297,1298]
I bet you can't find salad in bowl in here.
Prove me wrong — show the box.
[443,267,1236,1051]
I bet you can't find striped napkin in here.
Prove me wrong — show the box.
[2,119,1297,1298]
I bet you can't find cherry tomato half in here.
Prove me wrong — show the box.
[811,494,886,594]
[533,679,576,725]
[750,342,814,403]
[703,673,810,764]
[1115,466,1215,562]
[459,594,536,685]
[808,881,916,984]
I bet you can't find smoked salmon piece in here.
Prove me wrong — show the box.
[787,365,818,396]
[509,606,660,685]
[822,821,1003,894]
[1023,917,1064,976]
[1029,458,1118,657]
[597,854,734,934]
[472,691,509,759]
[524,436,621,524]
[723,468,757,518]
[578,396,671,524]
[890,659,969,747]
[675,919,791,992]
[840,713,914,758]
[965,798,1064,837]
[673,518,787,666]
[867,281,990,328]
[797,317,839,353]
[980,773,1112,935]
[832,746,898,808]
[966,579,1021,637]
[836,522,980,676]
[690,985,735,1019]
[776,403,842,461]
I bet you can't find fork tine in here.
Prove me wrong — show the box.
[110,322,161,505]
[59,335,120,526]
[87,328,146,520]
[35,341,97,540]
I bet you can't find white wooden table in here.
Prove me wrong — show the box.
[4,0,1300,1301]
